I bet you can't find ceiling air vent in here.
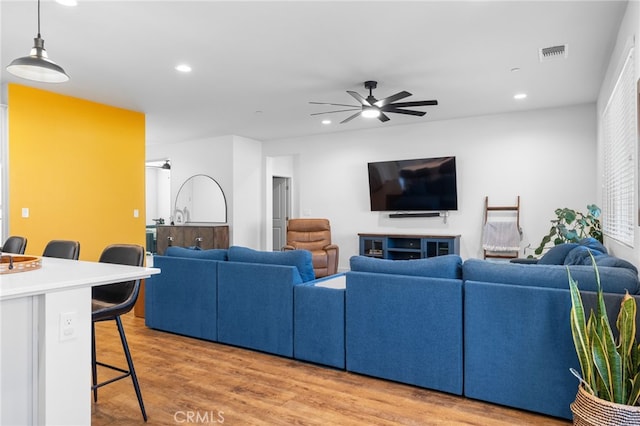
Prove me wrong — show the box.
[539,44,568,62]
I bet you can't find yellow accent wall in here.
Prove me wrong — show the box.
[7,84,145,261]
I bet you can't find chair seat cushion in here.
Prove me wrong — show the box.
[92,299,117,312]
[311,250,328,269]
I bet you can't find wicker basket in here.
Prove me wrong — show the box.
[571,385,640,426]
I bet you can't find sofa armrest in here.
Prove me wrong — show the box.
[324,244,339,275]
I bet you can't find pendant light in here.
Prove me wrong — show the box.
[6,0,69,83]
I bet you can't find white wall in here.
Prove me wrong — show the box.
[263,104,597,268]
[596,0,639,265]
[147,135,234,231]
[145,167,171,226]
[231,136,262,248]
[146,134,263,248]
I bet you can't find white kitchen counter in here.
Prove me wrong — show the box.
[0,256,160,425]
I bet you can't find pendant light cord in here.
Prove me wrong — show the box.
[37,0,41,37]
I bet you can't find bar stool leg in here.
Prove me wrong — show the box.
[91,321,98,403]
[115,316,147,421]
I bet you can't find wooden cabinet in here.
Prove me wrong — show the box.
[156,225,229,255]
[358,233,460,260]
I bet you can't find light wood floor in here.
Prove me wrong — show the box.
[92,314,571,425]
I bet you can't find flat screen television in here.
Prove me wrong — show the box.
[367,156,458,212]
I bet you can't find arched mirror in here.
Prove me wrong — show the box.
[174,174,227,223]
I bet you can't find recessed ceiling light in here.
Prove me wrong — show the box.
[322,119,331,125]
[56,0,78,6]
[514,93,527,100]
[175,64,192,73]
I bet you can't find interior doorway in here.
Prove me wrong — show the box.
[145,159,171,253]
[272,176,290,251]
[145,160,172,226]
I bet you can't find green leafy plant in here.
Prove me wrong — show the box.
[568,255,640,406]
[534,204,602,256]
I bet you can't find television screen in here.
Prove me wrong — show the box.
[367,156,458,211]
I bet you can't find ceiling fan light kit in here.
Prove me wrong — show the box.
[310,80,437,124]
[6,0,70,83]
[362,106,380,118]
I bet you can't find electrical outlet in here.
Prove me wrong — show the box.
[59,311,78,341]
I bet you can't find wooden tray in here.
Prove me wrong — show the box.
[0,255,42,274]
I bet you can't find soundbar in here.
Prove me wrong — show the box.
[389,212,440,218]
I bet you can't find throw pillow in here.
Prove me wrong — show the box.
[537,243,579,265]
[563,246,605,266]
[227,246,315,282]
[165,246,228,261]
[578,237,608,255]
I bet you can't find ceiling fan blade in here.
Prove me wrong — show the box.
[340,111,362,124]
[383,100,438,109]
[347,91,371,106]
[310,108,360,116]
[378,112,391,122]
[384,108,427,117]
[374,91,412,107]
[309,101,360,108]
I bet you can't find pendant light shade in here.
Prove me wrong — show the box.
[6,0,69,83]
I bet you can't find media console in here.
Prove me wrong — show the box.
[358,233,460,260]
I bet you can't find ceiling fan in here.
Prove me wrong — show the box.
[310,80,438,124]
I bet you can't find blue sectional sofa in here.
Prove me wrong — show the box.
[217,246,318,357]
[463,258,639,419]
[294,276,346,369]
[346,255,464,395]
[145,247,227,341]
[145,240,640,421]
[145,245,347,360]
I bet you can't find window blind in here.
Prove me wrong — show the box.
[602,47,636,247]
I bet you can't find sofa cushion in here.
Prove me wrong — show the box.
[462,258,640,294]
[227,246,315,282]
[165,246,228,261]
[537,243,579,265]
[349,254,462,280]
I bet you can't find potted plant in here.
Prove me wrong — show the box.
[534,204,602,256]
[568,255,640,424]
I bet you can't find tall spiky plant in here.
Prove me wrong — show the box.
[569,253,640,406]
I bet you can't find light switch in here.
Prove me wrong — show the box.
[21,207,29,218]
[133,209,139,218]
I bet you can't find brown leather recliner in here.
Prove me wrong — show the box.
[282,218,338,278]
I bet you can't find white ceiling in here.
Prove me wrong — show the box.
[0,0,628,145]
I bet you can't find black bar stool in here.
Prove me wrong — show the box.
[91,244,147,421]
